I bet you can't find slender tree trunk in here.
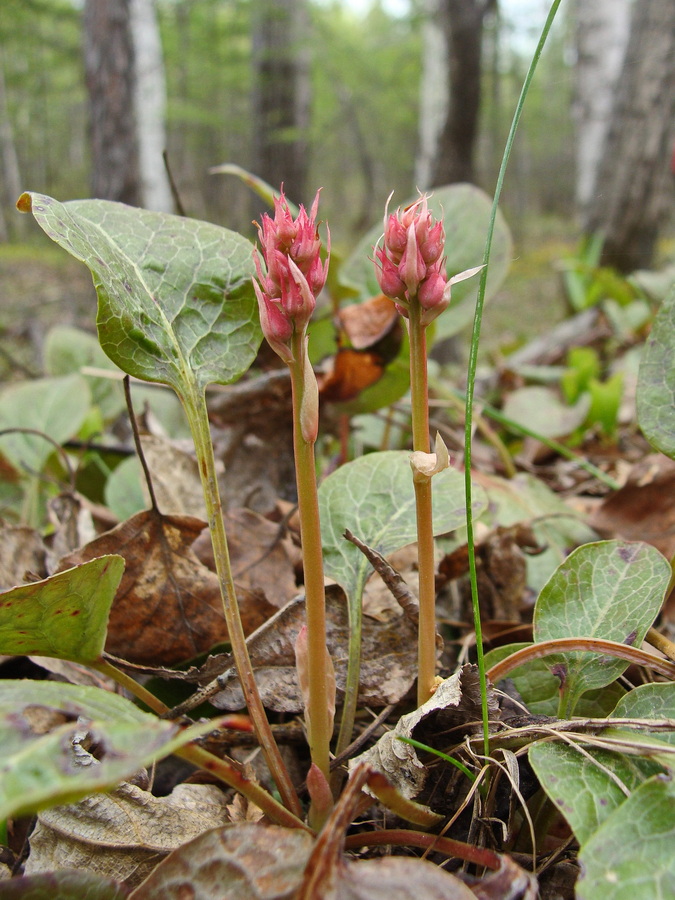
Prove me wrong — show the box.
[416,0,449,189]
[250,0,310,214]
[0,51,23,240]
[583,0,675,272]
[83,0,141,205]
[129,0,172,212]
[429,0,496,187]
[573,0,631,215]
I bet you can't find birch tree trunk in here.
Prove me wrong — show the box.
[251,0,310,214]
[583,0,675,272]
[428,0,496,187]
[84,0,141,205]
[416,0,449,190]
[129,0,172,212]
[573,0,631,215]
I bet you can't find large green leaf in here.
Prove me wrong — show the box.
[533,541,670,715]
[611,682,675,747]
[637,285,675,458]
[339,184,512,340]
[0,374,91,473]
[576,776,675,900]
[0,680,219,821]
[529,740,659,845]
[0,555,123,663]
[319,450,486,603]
[18,193,262,392]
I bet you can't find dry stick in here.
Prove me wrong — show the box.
[343,529,419,625]
[487,637,675,684]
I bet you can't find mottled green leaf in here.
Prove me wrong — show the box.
[484,642,624,717]
[18,193,261,392]
[611,683,675,747]
[0,556,124,663]
[0,680,219,820]
[0,871,128,900]
[529,740,658,845]
[319,450,486,603]
[533,541,670,715]
[340,184,512,340]
[576,776,675,900]
[637,285,675,459]
[0,374,91,473]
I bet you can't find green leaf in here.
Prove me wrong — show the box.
[611,682,675,747]
[533,541,670,715]
[340,184,512,340]
[576,776,675,900]
[0,374,92,473]
[501,385,590,439]
[529,740,659,845]
[104,456,146,521]
[319,450,486,602]
[0,680,219,820]
[484,642,624,717]
[44,325,126,422]
[637,285,675,459]
[18,193,262,393]
[0,556,124,663]
[0,871,128,900]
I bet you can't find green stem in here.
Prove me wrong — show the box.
[288,333,332,788]
[180,380,302,818]
[463,0,563,761]
[408,305,437,705]
[93,659,308,830]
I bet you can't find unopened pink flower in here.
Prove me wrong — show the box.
[253,189,329,361]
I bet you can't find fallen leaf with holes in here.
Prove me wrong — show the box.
[24,782,231,889]
[193,507,297,608]
[129,823,314,899]
[211,585,417,712]
[350,665,499,813]
[57,510,275,665]
[0,520,47,589]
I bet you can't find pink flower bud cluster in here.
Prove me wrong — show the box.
[253,189,329,362]
[374,193,450,326]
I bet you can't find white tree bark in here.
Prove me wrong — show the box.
[573,0,631,215]
[415,0,449,189]
[129,0,173,212]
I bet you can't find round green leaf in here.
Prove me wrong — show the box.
[533,541,670,714]
[19,193,262,392]
[319,450,486,603]
[0,555,124,663]
[0,373,91,473]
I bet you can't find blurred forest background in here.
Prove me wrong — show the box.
[1,0,674,349]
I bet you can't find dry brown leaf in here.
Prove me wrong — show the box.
[128,823,315,900]
[589,454,675,559]
[24,782,231,889]
[211,585,417,712]
[139,434,208,519]
[464,853,538,899]
[338,294,399,350]
[349,665,499,811]
[57,510,275,665]
[193,507,297,608]
[0,519,47,589]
